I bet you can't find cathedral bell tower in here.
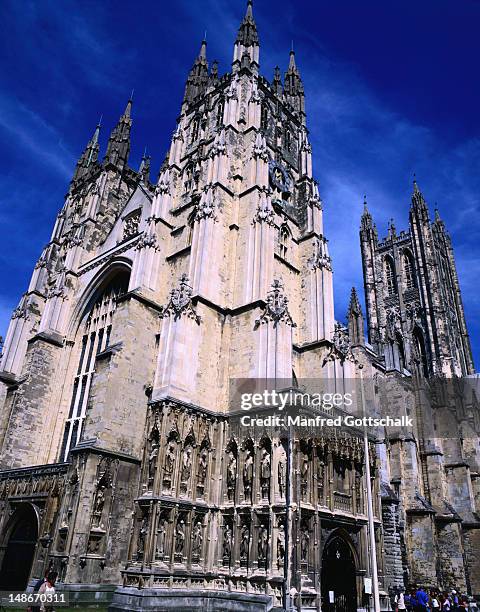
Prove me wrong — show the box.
[360,182,474,377]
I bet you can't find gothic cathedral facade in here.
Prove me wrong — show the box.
[0,2,479,611]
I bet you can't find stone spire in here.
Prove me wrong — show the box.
[184,39,210,105]
[104,98,132,170]
[233,0,259,70]
[347,287,365,346]
[284,50,305,115]
[72,121,101,183]
[139,150,151,184]
[411,176,429,220]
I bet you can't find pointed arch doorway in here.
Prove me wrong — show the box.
[321,534,357,612]
[0,504,39,590]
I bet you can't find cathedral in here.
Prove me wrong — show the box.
[0,2,479,611]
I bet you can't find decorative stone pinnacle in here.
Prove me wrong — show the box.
[160,274,201,324]
[254,279,296,329]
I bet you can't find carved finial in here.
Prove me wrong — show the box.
[254,280,296,329]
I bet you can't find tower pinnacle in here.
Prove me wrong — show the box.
[72,121,101,183]
[104,98,133,170]
[284,49,305,116]
[183,39,210,105]
[233,0,259,69]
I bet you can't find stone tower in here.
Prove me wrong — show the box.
[0,2,479,610]
[360,185,474,377]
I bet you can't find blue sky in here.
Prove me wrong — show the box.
[0,0,479,365]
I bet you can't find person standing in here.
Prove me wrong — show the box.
[416,587,429,612]
[396,590,407,612]
[38,571,57,612]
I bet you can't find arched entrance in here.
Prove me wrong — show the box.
[0,504,38,590]
[321,534,357,612]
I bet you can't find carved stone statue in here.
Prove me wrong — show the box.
[197,449,208,486]
[163,442,176,489]
[137,514,148,559]
[148,440,159,484]
[243,448,254,498]
[226,452,237,500]
[223,523,233,560]
[192,520,203,558]
[300,524,310,562]
[277,524,286,567]
[174,519,186,555]
[180,446,192,482]
[156,518,166,559]
[92,483,106,527]
[240,523,250,559]
[260,449,271,498]
[258,523,268,563]
[300,454,309,498]
[278,452,286,497]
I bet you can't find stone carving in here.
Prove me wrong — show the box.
[92,482,106,528]
[156,516,167,560]
[174,518,186,556]
[260,448,271,499]
[226,451,237,501]
[192,519,203,560]
[222,522,233,562]
[252,132,268,161]
[136,513,148,560]
[278,447,286,497]
[243,447,254,499]
[161,274,201,324]
[255,279,296,329]
[277,520,286,568]
[300,522,310,562]
[147,438,159,488]
[253,191,275,226]
[300,453,309,499]
[180,445,193,484]
[258,523,268,565]
[240,522,250,561]
[123,211,141,239]
[195,187,216,221]
[308,236,331,271]
[197,447,208,492]
[162,440,177,491]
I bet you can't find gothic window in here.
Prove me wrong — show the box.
[384,256,397,296]
[413,327,429,377]
[186,210,196,247]
[216,98,225,126]
[261,103,269,131]
[279,225,290,260]
[191,117,200,142]
[284,129,292,152]
[60,270,129,462]
[395,332,406,371]
[403,250,415,289]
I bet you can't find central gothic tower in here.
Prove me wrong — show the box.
[1,2,479,610]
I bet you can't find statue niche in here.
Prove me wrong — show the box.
[222,519,234,566]
[191,517,204,563]
[180,430,195,495]
[146,423,160,491]
[162,430,179,493]
[239,519,250,567]
[174,513,187,562]
[155,509,170,562]
[196,437,210,498]
[225,439,238,502]
[277,440,287,499]
[259,437,272,500]
[242,438,255,502]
